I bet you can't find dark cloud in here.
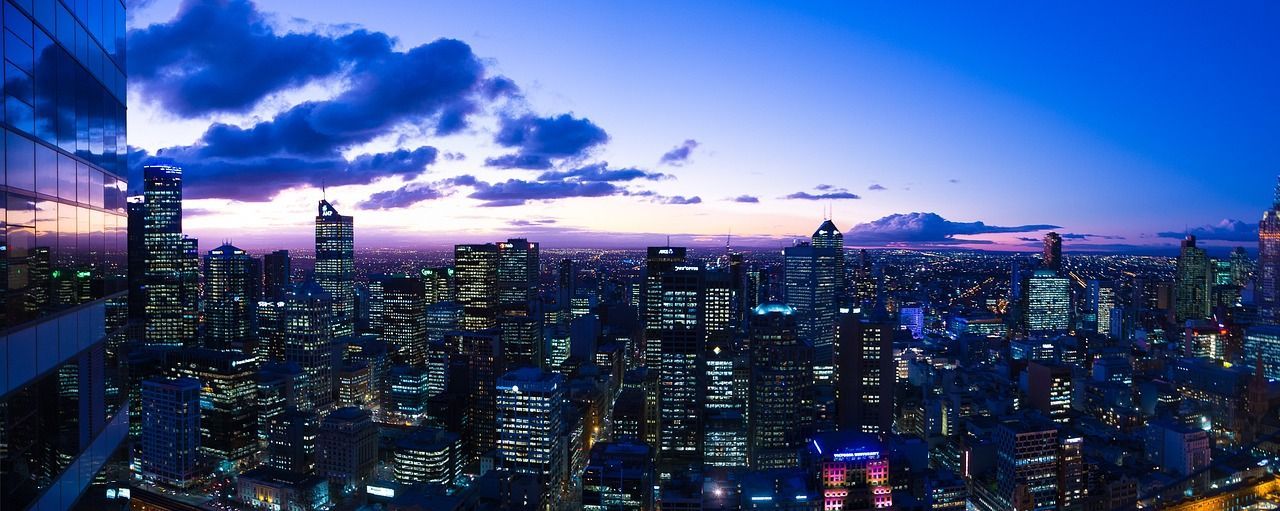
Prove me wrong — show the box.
[442,152,466,161]
[1157,219,1259,242]
[659,139,699,166]
[654,195,702,205]
[814,184,837,191]
[357,182,450,210]
[845,212,1059,243]
[466,178,623,207]
[536,163,666,183]
[868,184,887,191]
[137,145,438,201]
[130,0,524,201]
[731,195,760,203]
[785,191,861,200]
[129,0,394,117]
[510,219,557,227]
[948,178,960,184]
[486,114,609,169]
[1060,232,1123,241]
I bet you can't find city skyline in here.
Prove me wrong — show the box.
[126,1,1280,253]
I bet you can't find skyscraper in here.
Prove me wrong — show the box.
[837,312,895,435]
[381,274,428,365]
[1260,177,1280,324]
[1175,235,1212,323]
[995,420,1059,511]
[748,303,811,469]
[317,407,378,492]
[263,249,293,301]
[141,164,200,347]
[315,199,355,338]
[783,241,840,379]
[496,368,567,505]
[497,238,539,316]
[0,2,132,505]
[1026,270,1071,334]
[582,440,655,511]
[1043,232,1063,272]
[812,218,845,301]
[203,242,256,348]
[456,243,500,331]
[168,348,260,467]
[652,260,707,469]
[1087,279,1117,337]
[285,280,337,412]
[140,377,203,489]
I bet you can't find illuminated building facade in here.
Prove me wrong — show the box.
[315,199,355,338]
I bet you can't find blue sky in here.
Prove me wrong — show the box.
[127,1,1280,252]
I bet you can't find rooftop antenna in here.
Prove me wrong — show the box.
[726,229,732,252]
[321,179,327,201]
[666,235,671,247]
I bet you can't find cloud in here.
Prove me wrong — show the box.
[1157,219,1259,242]
[868,184,887,191]
[357,182,451,210]
[659,139,699,166]
[730,195,760,203]
[845,212,1059,243]
[536,162,666,183]
[136,145,439,201]
[654,195,702,205]
[130,0,528,201]
[486,114,609,169]
[785,191,861,200]
[948,178,960,184]
[129,0,395,117]
[510,219,557,227]
[466,178,623,207]
[814,184,837,191]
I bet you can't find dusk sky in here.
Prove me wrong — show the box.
[126,0,1280,253]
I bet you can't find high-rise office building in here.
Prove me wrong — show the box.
[141,165,200,347]
[263,249,293,301]
[500,314,544,370]
[317,407,378,492]
[168,348,260,468]
[1043,232,1063,272]
[748,303,811,469]
[256,299,288,361]
[1260,177,1280,323]
[812,218,845,300]
[420,265,456,305]
[995,420,1059,511]
[806,431,893,510]
[381,274,428,365]
[266,409,320,475]
[203,243,256,348]
[456,243,500,331]
[497,238,539,316]
[1245,325,1280,379]
[285,280,337,412]
[393,427,463,486]
[582,440,655,511]
[1175,235,1212,323]
[0,2,132,506]
[1028,362,1073,424]
[783,241,839,376]
[1087,279,1117,337]
[448,330,502,460]
[642,246,687,371]
[1026,269,1071,334]
[140,377,203,489]
[837,313,895,435]
[652,259,706,469]
[558,259,576,307]
[315,199,355,338]
[496,368,567,504]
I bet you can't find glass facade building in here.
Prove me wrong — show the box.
[0,0,129,509]
[315,199,353,339]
